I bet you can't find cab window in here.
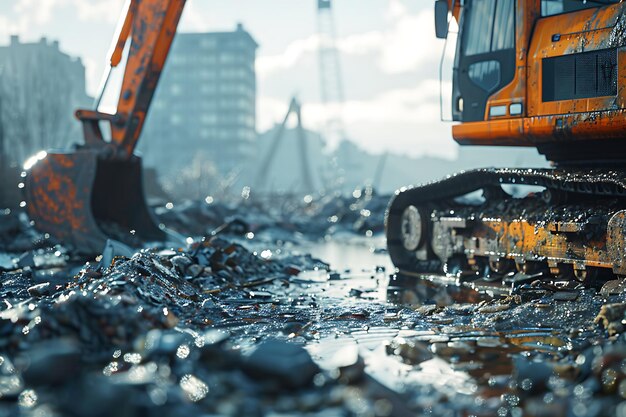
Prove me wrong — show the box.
[541,0,620,17]
[463,0,515,56]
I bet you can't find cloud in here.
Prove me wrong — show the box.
[73,0,125,23]
[256,4,444,80]
[13,0,128,26]
[178,2,215,32]
[386,0,408,20]
[258,79,454,158]
[379,10,441,74]
[14,0,66,24]
[0,14,29,42]
[254,0,455,158]
[300,80,442,127]
[256,35,321,77]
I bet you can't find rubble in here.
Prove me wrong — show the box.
[154,188,389,243]
[2,196,626,415]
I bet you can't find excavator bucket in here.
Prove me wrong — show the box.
[23,150,166,255]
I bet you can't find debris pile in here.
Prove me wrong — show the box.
[0,233,418,416]
[155,188,389,242]
[4,196,626,415]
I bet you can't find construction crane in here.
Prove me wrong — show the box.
[255,97,315,194]
[316,0,347,147]
[23,0,186,254]
[386,0,626,284]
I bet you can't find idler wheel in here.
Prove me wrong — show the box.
[400,205,423,251]
[386,202,436,272]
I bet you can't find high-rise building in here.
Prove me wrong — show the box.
[141,24,258,196]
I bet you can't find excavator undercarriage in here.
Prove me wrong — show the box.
[387,168,626,283]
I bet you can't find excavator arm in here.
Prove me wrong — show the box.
[24,0,187,254]
[76,0,186,157]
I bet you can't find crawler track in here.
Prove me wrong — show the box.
[386,167,626,282]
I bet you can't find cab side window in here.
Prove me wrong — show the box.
[463,0,515,56]
[542,0,619,17]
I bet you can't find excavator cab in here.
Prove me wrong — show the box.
[22,0,186,254]
[435,0,626,162]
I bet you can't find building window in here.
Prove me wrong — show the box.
[200,38,217,48]
[170,55,186,65]
[170,84,182,95]
[201,114,218,125]
[200,84,217,94]
[219,53,235,64]
[200,69,216,79]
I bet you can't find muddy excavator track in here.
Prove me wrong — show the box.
[386,167,626,283]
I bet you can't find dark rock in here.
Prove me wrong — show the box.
[242,339,319,388]
[282,265,301,276]
[16,251,35,269]
[170,255,192,274]
[142,329,194,359]
[513,356,555,395]
[22,339,83,386]
[27,282,51,297]
[99,239,134,270]
[553,291,579,301]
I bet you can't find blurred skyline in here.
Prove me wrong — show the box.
[0,0,454,159]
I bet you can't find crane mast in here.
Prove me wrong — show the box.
[316,0,347,147]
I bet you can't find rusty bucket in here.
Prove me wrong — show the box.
[23,150,166,255]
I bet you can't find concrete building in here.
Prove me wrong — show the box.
[141,24,258,196]
[0,36,91,208]
[0,35,91,165]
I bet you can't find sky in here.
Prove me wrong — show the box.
[0,0,457,159]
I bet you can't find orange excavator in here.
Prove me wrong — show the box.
[386,0,626,282]
[24,0,186,254]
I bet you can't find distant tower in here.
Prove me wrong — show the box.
[316,0,346,147]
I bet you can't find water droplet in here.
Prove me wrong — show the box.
[18,390,37,408]
[176,344,190,359]
[103,361,118,376]
[123,352,142,364]
[179,374,208,402]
